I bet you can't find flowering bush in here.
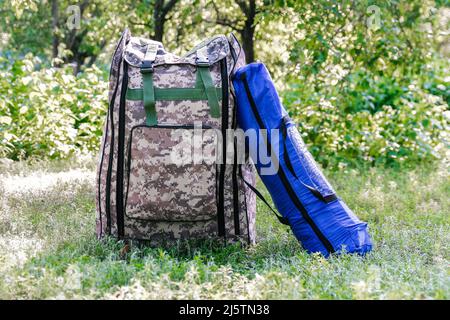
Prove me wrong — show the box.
[0,53,448,168]
[0,54,108,160]
[284,73,449,168]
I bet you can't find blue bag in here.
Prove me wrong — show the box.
[232,63,372,256]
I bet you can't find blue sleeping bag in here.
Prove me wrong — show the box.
[232,63,372,256]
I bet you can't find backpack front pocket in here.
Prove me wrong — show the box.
[125,125,218,221]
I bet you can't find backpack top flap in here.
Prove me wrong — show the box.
[124,35,231,67]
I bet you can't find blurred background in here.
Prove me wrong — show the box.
[0,0,449,168]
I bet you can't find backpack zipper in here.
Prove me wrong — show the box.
[104,55,123,235]
[217,58,228,237]
[116,62,129,239]
[240,72,335,254]
[182,35,226,58]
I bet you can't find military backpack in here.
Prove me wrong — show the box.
[95,29,256,244]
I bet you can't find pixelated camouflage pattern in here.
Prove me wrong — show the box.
[96,30,256,244]
[126,126,217,221]
[123,37,167,67]
[183,35,231,65]
[228,33,246,74]
[155,100,221,128]
[124,219,218,244]
[102,31,130,237]
[240,162,257,244]
[124,35,230,68]
[226,34,256,244]
[128,62,221,90]
[96,29,130,238]
[108,30,130,100]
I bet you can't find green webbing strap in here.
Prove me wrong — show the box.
[126,87,222,101]
[197,66,221,118]
[131,45,222,121]
[141,43,158,126]
[196,47,221,118]
[142,69,156,126]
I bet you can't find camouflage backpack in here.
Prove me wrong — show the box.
[96,29,256,244]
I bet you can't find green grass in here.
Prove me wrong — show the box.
[0,158,448,299]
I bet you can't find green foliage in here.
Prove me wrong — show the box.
[0,54,108,160]
[0,0,128,71]
[0,0,448,167]
[275,0,450,168]
[284,70,449,168]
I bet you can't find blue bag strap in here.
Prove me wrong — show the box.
[238,166,289,226]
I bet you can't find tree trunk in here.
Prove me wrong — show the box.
[237,0,256,63]
[151,0,178,42]
[241,24,255,63]
[153,16,165,42]
[51,0,59,59]
[153,0,164,41]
